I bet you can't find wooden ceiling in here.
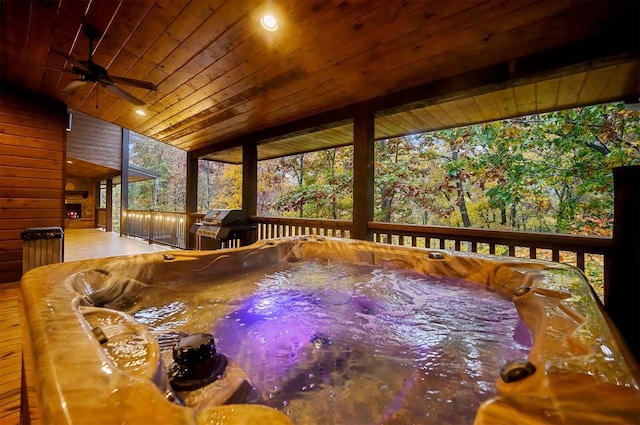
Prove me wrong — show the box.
[206,61,640,163]
[1,1,638,164]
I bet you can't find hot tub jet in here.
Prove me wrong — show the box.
[169,333,228,391]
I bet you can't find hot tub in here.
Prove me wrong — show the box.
[20,236,640,424]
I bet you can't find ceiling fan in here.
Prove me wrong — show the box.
[54,23,157,106]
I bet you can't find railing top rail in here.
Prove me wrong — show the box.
[125,209,187,214]
[250,215,352,229]
[249,216,611,253]
[369,221,612,251]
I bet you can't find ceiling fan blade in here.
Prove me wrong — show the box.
[23,62,73,73]
[107,75,157,91]
[102,83,145,106]
[61,80,88,95]
[52,50,90,74]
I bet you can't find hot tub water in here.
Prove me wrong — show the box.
[122,259,530,425]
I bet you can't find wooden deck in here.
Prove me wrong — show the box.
[0,229,175,425]
[0,282,20,424]
[64,228,172,261]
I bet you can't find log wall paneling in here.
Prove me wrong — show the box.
[0,83,67,283]
[66,110,122,171]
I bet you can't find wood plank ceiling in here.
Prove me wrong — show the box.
[1,0,638,165]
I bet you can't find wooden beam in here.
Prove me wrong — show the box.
[242,143,258,245]
[352,108,374,241]
[120,128,129,236]
[190,113,354,159]
[242,143,258,216]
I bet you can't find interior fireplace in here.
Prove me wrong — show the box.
[65,203,82,219]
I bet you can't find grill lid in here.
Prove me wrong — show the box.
[191,209,255,241]
[202,209,248,226]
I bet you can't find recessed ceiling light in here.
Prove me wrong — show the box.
[135,109,146,116]
[67,160,73,164]
[260,14,278,32]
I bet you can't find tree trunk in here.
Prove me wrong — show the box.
[328,150,338,219]
[298,154,304,217]
[456,178,471,227]
[449,145,471,227]
[381,193,393,222]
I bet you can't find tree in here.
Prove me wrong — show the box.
[209,165,242,209]
[128,132,186,211]
[197,160,241,212]
[257,159,292,216]
[266,148,353,219]
[272,153,308,217]
[415,130,476,227]
[470,120,547,230]
[539,104,640,234]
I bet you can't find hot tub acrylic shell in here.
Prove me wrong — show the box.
[19,237,640,424]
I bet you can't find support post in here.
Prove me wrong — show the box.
[105,178,113,232]
[120,129,130,236]
[352,107,374,240]
[243,143,258,244]
[92,180,102,228]
[607,165,640,362]
[95,181,101,228]
[186,152,199,249]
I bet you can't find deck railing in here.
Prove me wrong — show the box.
[119,211,612,290]
[253,216,352,239]
[122,210,188,249]
[250,216,612,291]
[368,221,611,267]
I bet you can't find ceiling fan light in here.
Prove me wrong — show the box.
[260,15,278,32]
[135,109,147,116]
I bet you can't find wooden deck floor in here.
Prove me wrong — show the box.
[64,228,172,261]
[0,282,20,425]
[0,229,175,424]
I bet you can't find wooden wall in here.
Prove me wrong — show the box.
[67,110,121,170]
[0,83,67,283]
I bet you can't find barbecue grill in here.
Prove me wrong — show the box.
[190,209,256,250]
